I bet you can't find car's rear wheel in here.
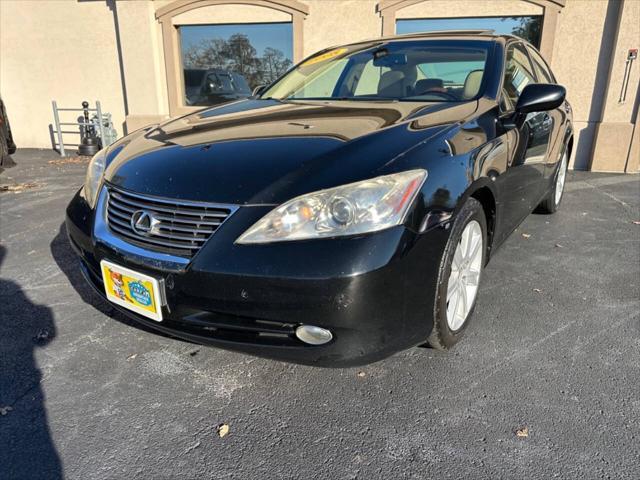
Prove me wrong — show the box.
[537,149,568,214]
[428,197,486,350]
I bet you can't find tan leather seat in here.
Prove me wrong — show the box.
[462,70,484,99]
[377,71,406,98]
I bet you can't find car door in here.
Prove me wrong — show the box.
[495,42,551,236]
[526,45,569,183]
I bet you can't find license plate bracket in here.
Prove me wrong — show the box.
[100,260,164,321]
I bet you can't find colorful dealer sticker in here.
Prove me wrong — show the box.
[301,48,348,67]
[101,260,163,321]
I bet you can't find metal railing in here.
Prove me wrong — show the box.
[51,100,105,157]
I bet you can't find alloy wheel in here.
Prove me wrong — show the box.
[555,152,568,205]
[446,220,483,331]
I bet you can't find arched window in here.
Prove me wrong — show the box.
[156,0,309,116]
[377,0,566,60]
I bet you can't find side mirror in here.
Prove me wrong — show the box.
[515,83,566,114]
[252,85,266,97]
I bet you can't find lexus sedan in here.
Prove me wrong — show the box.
[66,31,573,366]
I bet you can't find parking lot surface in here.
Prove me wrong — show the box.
[1,150,639,479]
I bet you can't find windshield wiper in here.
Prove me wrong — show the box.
[282,96,399,102]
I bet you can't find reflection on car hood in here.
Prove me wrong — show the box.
[104,99,478,204]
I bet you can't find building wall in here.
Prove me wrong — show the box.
[0,0,638,172]
[303,0,380,56]
[0,0,128,150]
[588,0,640,172]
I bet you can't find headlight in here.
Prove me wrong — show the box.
[236,169,427,244]
[83,147,107,208]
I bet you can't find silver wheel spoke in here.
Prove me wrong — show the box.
[453,246,463,270]
[467,232,481,261]
[458,281,468,320]
[447,277,459,302]
[445,220,483,331]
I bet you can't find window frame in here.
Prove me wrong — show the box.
[526,45,556,84]
[156,0,308,117]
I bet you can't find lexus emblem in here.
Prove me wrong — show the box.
[131,210,160,236]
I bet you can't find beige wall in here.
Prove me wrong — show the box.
[589,0,640,172]
[0,0,127,149]
[0,0,637,172]
[116,1,168,123]
[303,0,380,56]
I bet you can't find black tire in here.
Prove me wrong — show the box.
[427,197,487,350]
[537,148,568,214]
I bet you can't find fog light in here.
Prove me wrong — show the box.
[295,325,333,345]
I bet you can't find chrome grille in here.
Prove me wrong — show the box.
[105,185,236,258]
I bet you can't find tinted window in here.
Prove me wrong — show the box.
[502,43,537,108]
[527,46,555,83]
[263,41,489,102]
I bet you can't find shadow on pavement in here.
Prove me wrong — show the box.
[0,245,63,480]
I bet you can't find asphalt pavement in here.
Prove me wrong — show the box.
[1,149,639,479]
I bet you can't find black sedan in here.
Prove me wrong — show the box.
[66,31,573,366]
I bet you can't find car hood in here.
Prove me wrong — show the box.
[104,99,478,205]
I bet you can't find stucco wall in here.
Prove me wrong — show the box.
[551,0,611,169]
[0,0,637,172]
[303,0,380,56]
[0,0,127,149]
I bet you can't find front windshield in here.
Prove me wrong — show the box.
[261,40,489,102]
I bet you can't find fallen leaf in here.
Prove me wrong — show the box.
[0,182,44,193]
[0,406,13,416]
[521,233,531,239]
[515,426,529,438]
[48,156,90,166]
[357,371,366,378]
[217,423,229,438]
[533,288,542,293]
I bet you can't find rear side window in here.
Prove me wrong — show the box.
[502,43,537,109]
[527,46,555,83]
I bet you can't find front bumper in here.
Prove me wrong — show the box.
[66,187,450,367]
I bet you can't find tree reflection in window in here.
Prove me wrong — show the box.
[180,23,293,106]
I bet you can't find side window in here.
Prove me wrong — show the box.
[502,43,537,109]
[527,46,555,83]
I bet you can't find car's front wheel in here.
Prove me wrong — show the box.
[428,197,487,350]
